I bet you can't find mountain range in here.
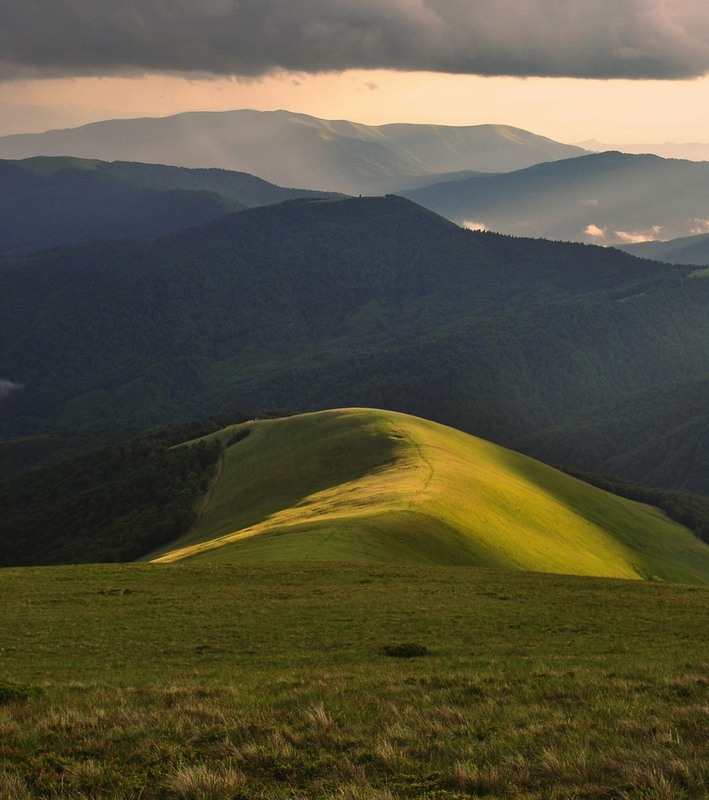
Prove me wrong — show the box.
[402,151,709,245]
[0,109,588,194]
[1,109,708,581]
[4,114,709,250]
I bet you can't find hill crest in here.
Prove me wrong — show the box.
[147,408,709,584]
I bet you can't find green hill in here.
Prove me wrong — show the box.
[145,409,709,584]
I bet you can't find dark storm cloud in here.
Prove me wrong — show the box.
[2,1,709,80]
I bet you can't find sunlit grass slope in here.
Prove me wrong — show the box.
[148,409,709,582]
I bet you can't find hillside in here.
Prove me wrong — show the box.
[619,231,709,266]
[0,157,243,256]
[522,376,709,497]
[402,151,709,245]
[144,408,709,584]
[2,406,708,581]
[0,156,341,256]
[0,110,588,194]
[0,412,265,566]
[1,195,707,495]
[3,561,708,799]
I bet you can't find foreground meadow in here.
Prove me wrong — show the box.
[1,562,707,799]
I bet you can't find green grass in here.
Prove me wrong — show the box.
[1,561,707,798]
[146,409,709,584]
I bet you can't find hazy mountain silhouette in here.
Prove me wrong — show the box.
[403,151,709,245]
[618,232,709,266]
[0,110,588,194]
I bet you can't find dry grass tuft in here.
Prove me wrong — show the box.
[332,782,397,800]
[0,772,32,800]
[453,760,511,795]
[306,703,336,734]
[163,764,247,799]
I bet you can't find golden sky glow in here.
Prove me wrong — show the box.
[2,70,709,144]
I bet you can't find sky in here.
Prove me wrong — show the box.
[1,1,709,143]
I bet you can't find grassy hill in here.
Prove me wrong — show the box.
[2,561,708,798]
[146,409,709,584]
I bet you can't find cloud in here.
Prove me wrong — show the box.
[690,218,709,234]
[0,378,23,400]
[585,224,606,239]
[463,220,488,231]
[614,225,662,243]
[2,1,709,81]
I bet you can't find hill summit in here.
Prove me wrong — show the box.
[148,409,709,584]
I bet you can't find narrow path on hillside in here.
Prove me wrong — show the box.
[187,448,225,537]
[391,424,435,506]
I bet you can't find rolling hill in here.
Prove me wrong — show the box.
[402,151,709,245]
[145,408,709,584]
[1,196,707,494]
[579,138,709,161]
[0,157,243,256]
[0,109,588,194]
[618,232,709,266]
[3,405,709,581]
[0,156,340,256]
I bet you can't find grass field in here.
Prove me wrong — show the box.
[1,561,708,799]
[146,409,709,585]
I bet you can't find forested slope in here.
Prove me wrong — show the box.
[0,159,243,255]
[0,156,343,256]
[1,196,706,494]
